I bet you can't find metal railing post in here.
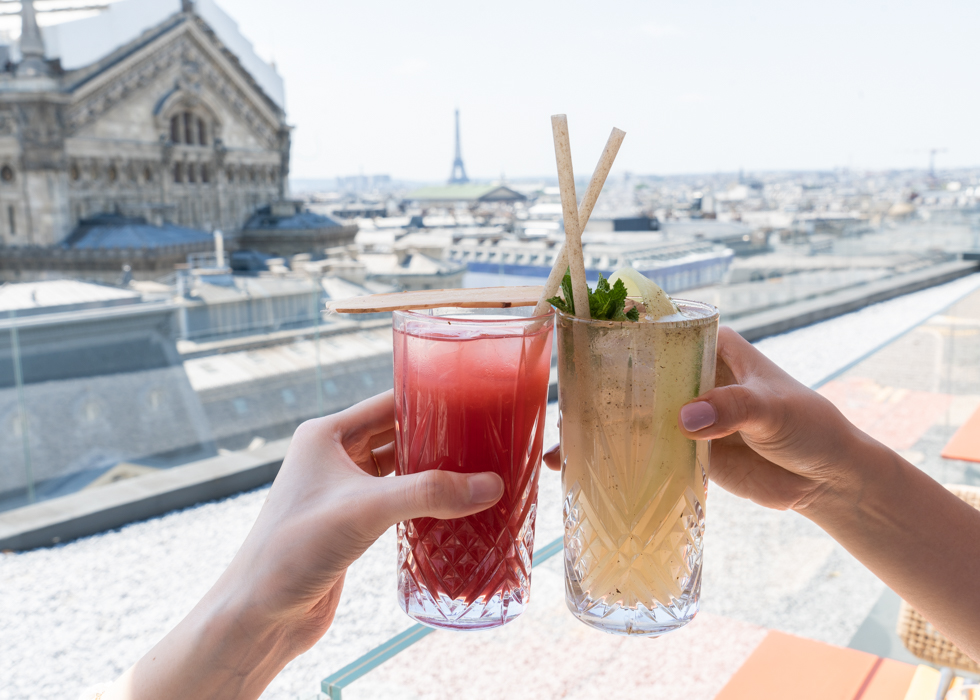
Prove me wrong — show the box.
[8,310,35,504]
[313,273,324,417]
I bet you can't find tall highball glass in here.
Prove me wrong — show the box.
[558,300,718,636]
[393,307,555,630]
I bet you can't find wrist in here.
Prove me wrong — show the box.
[129,577,299,700]
[792,425,897,525]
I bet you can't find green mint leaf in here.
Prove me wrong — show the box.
[547,295,570,314]
[547,270,638,322]
[560,268,575,315]
[589,282,614,319]
[609,278,629,306]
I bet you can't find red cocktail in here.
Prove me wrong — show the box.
[393,307,554,630]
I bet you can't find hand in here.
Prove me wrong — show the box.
[544,327,980,663]
[110,390,504,700]
[543,327,863,513]
[673,326,865,511]
[228,389,505,649]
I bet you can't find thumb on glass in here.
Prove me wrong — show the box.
[357,469,504,534]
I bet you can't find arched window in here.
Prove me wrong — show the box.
[173,162,183,183]
[169,111,210,146]
[1,165,15,183]
[187,163,197,184]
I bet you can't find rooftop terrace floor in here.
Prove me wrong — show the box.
[2,274,979,700]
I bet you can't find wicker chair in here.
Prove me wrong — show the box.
[895,484,980,675]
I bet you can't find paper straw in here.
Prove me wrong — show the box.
[327,285,543,313]
[550,115,590,320]
[532,126,626,317]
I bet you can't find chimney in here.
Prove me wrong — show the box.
[213,230,225,269]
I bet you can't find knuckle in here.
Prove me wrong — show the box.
[726,384,755,423]
[291,417,345,457]
[291,418,318,443]
[302,415,328,434]
[414,471,449,512]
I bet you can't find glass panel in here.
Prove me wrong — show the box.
[320,282,980,699]
[321,537,563,699]
[0,269,399,514]
[1,311,36,510]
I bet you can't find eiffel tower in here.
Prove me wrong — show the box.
[448,109,469,184]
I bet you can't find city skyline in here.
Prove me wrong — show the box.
[229,0,980,182]
[11,0,980,182]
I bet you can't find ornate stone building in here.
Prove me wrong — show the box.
[0,0,289,247]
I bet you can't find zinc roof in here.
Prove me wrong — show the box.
[404,185,526,202]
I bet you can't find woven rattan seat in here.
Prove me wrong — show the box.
[895,484,980,674]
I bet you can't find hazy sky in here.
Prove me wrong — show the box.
[33,0,980,180]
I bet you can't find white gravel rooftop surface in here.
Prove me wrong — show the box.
[2,273,979,700]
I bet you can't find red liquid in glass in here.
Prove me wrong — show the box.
[394,318,552,606]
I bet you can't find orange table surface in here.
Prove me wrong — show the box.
[715,630,917,700]
[941,405,980,463]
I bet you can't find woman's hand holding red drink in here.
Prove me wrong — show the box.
[103,390,504,700]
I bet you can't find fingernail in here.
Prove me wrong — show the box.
[467,473,503,504]
[680,402,716,431]
[544,443,560,459]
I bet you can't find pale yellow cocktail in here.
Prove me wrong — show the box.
[558,298,718,636]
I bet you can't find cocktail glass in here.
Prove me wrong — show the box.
[558,300,719,636]
[393,307,555,630]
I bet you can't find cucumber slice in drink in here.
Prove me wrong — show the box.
[609,267,679,319]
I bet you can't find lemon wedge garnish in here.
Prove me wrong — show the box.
[609,267,679,319]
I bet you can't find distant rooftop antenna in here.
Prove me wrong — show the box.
[449,109,469,184]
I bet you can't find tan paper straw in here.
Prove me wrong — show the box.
[328,286,543,313]
[550,115,591,320]
[532,127,626,316]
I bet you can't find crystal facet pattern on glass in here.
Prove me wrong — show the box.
[393,310,554,630]
[558,301,718,636]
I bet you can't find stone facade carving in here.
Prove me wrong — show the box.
[64,39,185,133]
[0,7,288,247]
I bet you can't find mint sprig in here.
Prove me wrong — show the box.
[547,270,639,322]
